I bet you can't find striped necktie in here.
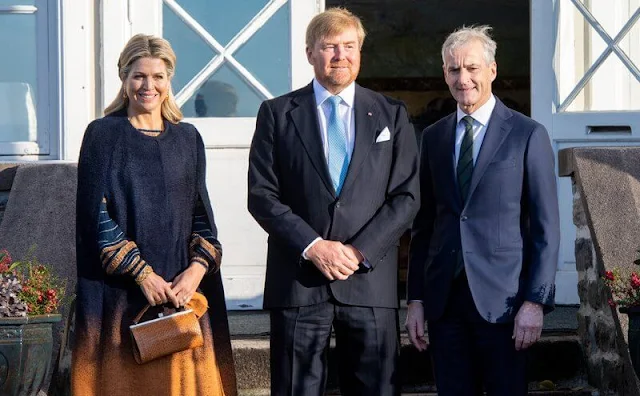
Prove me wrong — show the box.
[454,115,474,278]
[457,115,475,203]
[326,96,349,195]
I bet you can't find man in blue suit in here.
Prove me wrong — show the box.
[405,25,560,395]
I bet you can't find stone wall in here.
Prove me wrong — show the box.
[560,147,640,395]
[0,164,17,227]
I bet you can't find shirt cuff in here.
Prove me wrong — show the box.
[408,300,423,304]
[302,237,322,260]
[360,249,371,268]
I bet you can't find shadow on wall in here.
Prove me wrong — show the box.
[225,294,264,310]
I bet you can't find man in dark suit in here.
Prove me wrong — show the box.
[248,7,419,396]
[405,25,560,395]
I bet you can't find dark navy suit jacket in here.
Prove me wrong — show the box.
[407,98,560,323]
[248,82,420,309]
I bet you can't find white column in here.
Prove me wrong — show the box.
[60,0,95,161]
[290,0,322,90]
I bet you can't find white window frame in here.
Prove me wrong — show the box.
[532,0,640,305]
[162,0,316,148]
[102,0,316,148]
[0,2,60,159]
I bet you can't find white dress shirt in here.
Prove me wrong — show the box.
[454,94,496,171]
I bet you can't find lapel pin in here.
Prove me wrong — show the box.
[367,112,372,117]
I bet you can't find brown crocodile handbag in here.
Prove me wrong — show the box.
[129,292,208,364]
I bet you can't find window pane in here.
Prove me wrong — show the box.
[175,0,269,46]
[556,0,640,111]
[0,1,35,6]
[235,2,290,96]
[0,13,37,142]
[164,1,293,118]
[575,0,628,38]
[182,63,263,118]
[163,3,218,94]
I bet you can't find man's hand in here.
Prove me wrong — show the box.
[306,240,360,280]
[139,272,179,307]
[405,301,428,351]
[344,244,365,263]
[513,301,544,350]
[171,263,207,307]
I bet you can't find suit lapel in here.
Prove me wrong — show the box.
[340,85,379,194]
[467,99,513,201]
[439,114,463,211]
[290,83,335,195]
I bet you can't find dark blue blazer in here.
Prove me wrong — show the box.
[407,98,560,323]
[248,83,420,309]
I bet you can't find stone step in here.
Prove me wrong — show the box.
[231,332,587,392]
[239,392,595,396]
[229,305,587,392]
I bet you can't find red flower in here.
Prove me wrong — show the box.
[0,249,11,273]
[46,289,56,299]
[605,270,615,281]
[631,273,640,289]
[609,299,617,307]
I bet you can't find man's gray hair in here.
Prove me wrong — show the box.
[441,25,497,65]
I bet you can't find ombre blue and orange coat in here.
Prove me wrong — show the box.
[73,110,237,396]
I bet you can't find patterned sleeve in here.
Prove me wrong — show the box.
[98,198,153,284]
[189,196,222,274]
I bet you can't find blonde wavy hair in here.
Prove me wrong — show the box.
[104,34,183,123]
[305,7,366,50]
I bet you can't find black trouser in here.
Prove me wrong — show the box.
[428,273,527,396]
[269,299,399,396]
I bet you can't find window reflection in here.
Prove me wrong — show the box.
[181,63,264,118]
[194,80,238,117]
[0,83,37,143]
[1,12,37,142]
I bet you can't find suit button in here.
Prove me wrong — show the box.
[461,215,468,221]
[335,201,341,208]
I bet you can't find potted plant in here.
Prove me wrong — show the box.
[0,249,64,396]
[602,255,640,379]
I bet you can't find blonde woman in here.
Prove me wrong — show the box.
[72,34,237,396]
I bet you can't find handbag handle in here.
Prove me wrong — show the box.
[132,304,186,325]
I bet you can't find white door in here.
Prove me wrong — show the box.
[532,0,640,304]
[102,0,320,309]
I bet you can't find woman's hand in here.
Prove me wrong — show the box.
[139,272,179,307]
[171,263,207,307]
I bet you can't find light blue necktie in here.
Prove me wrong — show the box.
[326,95,349,195]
